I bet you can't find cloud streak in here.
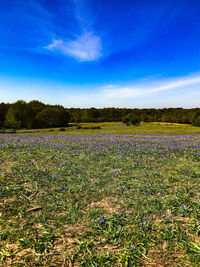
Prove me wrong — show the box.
[46,31,102,61]
[101,74,200,98]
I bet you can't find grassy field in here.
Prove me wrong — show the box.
[15,121,200,135]
[0,132,200,266]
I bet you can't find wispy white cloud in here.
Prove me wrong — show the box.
[101,73,200,98]
[1,73,200,108]
[45,31,102,61]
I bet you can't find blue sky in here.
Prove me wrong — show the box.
[0,0,200,108]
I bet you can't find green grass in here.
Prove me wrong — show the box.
[0,133,200,266]
[15,121,200,135]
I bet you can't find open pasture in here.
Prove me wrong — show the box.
[17,122,200,135]
[0,133,200,266]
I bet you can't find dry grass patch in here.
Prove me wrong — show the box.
[87,196,121,213]
[143,242,191,267]
[53,225,88,255]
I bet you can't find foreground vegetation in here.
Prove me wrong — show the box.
[0,133,200,266]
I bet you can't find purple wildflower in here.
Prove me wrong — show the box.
[113,171,118,177]
[181,204,188,210]
[59,186,66,192]
[142,221,147,226]
[100,215,105,223]
[35,231,39,239]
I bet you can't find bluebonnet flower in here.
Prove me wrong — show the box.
[59,186,66,192]
[181,204,188,210]
[35,231,39,239]
[100,215,105,223]
[113,171,118,177]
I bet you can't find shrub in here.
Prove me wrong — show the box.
[122,113,141,126]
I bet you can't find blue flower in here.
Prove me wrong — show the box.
[59,186,66,192]
[100,215,105,223]
[113,171,118,177]
[35,231,39,239]
[181,204,188,210]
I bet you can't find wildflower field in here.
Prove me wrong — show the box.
[0,133,200,266]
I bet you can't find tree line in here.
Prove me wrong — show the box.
[0,100,200,130]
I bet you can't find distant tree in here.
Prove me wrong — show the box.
[130,116,141,126]
[122,115,131,126]
[24,100,45,128]
[36,106,70,128]
[86,107,101,122]
[0,103,10,128]
[5,108,21,131]
[5,100,26,130]
[122,113,141,126]
[192,111,200,127]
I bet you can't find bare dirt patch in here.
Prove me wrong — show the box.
[87,196,121,213]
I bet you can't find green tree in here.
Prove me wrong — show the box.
[0,103,10,128]
[122,113,141,126]
[5,100,26,130]
[192,111,200,127]
[24,100,45,128]
[36,106,70,128]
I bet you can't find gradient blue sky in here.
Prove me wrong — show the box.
[0,0,200,108]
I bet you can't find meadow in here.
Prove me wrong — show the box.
[17,121,200,135]
[0,130,200,266]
